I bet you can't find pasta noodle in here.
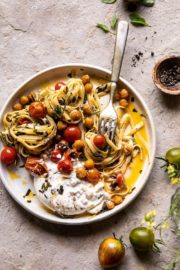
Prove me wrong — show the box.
[0,108,57,157]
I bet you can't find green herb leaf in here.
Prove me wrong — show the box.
[141,0,155,7]
[96,23,110,33]
[129,13,149,26]
[110,15,118,30]
[102,0,117,4]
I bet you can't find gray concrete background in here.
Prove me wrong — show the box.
[0,1,180,269]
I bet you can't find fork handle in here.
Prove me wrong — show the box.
[111,21,129,98]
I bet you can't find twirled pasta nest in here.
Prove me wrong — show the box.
[0,108,57,157]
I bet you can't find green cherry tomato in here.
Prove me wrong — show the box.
[98,237,125,268]
[129,227,155,252]
[165,148,180,167]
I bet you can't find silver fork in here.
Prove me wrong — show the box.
[99,21,129,141]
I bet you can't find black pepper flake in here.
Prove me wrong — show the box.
[151,52,154,57]
[131,96,135,102]
[57,185,64,195]
[132,108,138,113]
[67,73,72,78]
[139,170,143,174]
[27,200,31,203]
[23,189,31,198]
[131,51,143,67]
[111,182,118,189]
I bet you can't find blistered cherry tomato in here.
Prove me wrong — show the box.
[55,81,66,90]
[93,134,106,149]
[50,149,62,163]
[25,157,48,175]
[116,173,124,189]
[29,102,47,119]
[18,118,31,125]
[63,125,81,143]
[57,158,73,174]
[1,147,17,165]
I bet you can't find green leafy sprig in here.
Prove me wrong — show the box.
[96,15,118,33]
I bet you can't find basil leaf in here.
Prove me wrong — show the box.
[141,0,155,7]
[102,0,117,3]
[110,15,118,30]
[129,13,149,26]
[96,23,110,33]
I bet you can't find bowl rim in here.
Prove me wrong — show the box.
[153,55,180,95]
[0,63,156,225]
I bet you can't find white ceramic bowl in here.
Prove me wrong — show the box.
[0,64,156,225]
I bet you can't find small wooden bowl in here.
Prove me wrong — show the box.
[153,55,180,95]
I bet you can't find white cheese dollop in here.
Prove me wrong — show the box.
[34,160,109,216]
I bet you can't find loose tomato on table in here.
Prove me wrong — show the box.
[129,227,155,252]
[55,81,66,90]
[29,102,47,119]
[98,235,125,268]
[63,125,81,143]
[25,157,48,175]
[50,149,62,163]
[57,158,73,174]
[165,148,180,167]
[1,147,17,165]
[93,134,106,149]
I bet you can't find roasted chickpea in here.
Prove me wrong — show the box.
[13,103,23,111]
[76,167,87,179]
[81,74,90,85]
[106,201,115,210]
[119,99,129,108]
[84,159,94,169]
[85,83,93,93]
[83,104,92,115]
[20,96,29,105]
[57,121,67,130]
[114,91,121,101]
[69,110,81,121]
[84,117,94,129]
[112,196,123,205]
[73,139,84,151]
[120,89,129,99]
[86,168,100,184]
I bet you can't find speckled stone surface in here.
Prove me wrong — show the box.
[0,1,180,269]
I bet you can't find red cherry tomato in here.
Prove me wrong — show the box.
[93,134,106,149]
[55,81,66,90]
[57,158,73,174]
[116,173,124,189]
[50,149,62,163]
[18,118,31,125]
[1,147,17,165]
[63,125,81,143]
[25,157,48,176]
[29,102,47,119]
